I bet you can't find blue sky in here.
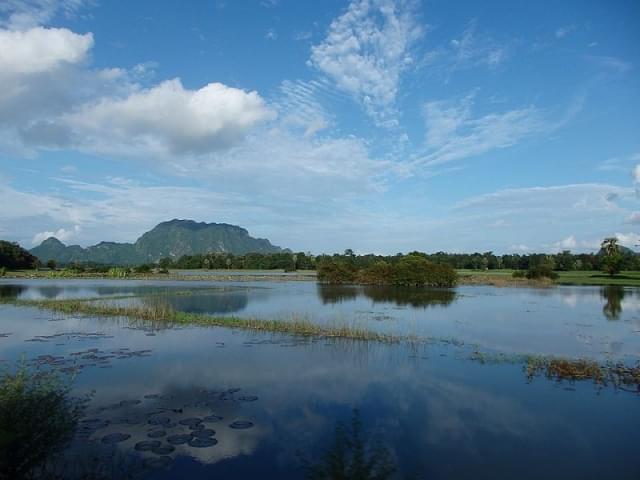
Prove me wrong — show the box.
[0,0,638,254]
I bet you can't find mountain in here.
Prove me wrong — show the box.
[30,219,285,265]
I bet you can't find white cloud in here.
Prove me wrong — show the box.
[449,21,507,71]
[555,25,575,39]
[32,225,80,245]
[633,164,640,183]
[626,212,640,224]
[553,235,577,251]
[415,95,544,167]
[65,79,275,156]
[265,28,277,40]
[614,232,640,249]
[0,0,91,29]
[456,183,632,212]
[309,0,422,126]
[0,26,92,75]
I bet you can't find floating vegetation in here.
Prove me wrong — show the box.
[151,445,175,455]
[101,432,131,444]
[238,395,258,402]
[166,433,192,445]
[203,414,224,422]
[178,417,202,427]
[526,356,640,391]
[229,420,254,430]
[134,440,161,452]
[188,437,218,448]
[147,429,167,438]
[192,428,216,438]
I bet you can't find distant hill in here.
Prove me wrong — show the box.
[30,219,285,265]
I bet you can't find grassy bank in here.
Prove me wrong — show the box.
[457,269,640,287]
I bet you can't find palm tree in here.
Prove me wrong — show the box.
[601,237,619,256]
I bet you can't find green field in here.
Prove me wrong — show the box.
[457,269,640,287]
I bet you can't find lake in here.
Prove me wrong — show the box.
[0,279,638,479]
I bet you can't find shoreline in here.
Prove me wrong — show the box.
[2,269,640,287]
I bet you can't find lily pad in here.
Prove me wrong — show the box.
[101,432,131,444]
[188,437,218,448]
[178,417,202,427]
[151,444,175,455]
[166,434,192,445]
[135,440,161,452]
[147,430,167,438]
[229,420,254,430]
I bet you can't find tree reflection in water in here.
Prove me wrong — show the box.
[301,410,396,480]
[601,285,625,321]
[317,284,456,308]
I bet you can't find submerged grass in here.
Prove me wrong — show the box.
[470,350,640,391]
[5,297,413,344]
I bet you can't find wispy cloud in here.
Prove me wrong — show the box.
[413,95,544,168]
[309,0,423,127]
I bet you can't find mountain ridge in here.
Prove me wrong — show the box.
[30,219,285,265]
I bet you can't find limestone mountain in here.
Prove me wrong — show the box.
[30,220,285,265]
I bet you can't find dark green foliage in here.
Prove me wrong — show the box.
[317,261,359,283]
[525,264,559,280]
[601,285,624,320]
[301,410,396,480]
[600,238,623,276]
[318,255,457,287]
[0,364,83,480]
[46,259,57,270]
[133,264,152,273]
[0,240,39,270]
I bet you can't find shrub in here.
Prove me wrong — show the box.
[133,264,151,274]
[512,270,526,278]
[0,267,5,277]
[525,264,558,280]
[0,364,83,479]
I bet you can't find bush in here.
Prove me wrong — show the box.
[0,364,83,479]
[512,270,526,278]
[133,264,151,274]
[525,264,558,280]
[0,267,5,277]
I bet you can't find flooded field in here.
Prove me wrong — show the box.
[1,279,638,479]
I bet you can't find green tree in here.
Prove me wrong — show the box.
[46,259,57,270]
[600,237,623,276]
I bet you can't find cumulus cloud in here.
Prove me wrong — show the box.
[32,225,80,245]
[309,0,422,127]
[0,26,92,75]
[626,212,640,224]
[0,24,274,157]
[614,232,640,249]
[553,235,577,251]
[65,79,275,156]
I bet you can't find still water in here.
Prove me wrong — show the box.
[0,279,638,479]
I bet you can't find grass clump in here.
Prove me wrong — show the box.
[0,363,83,480]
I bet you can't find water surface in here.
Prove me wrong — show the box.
[0,279,638,479]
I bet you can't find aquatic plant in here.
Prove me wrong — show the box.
[0,362,84,480]
[6,297,418,344]
[107,267,130,279]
